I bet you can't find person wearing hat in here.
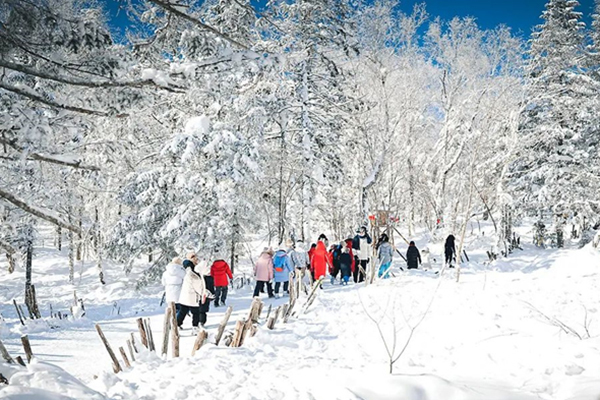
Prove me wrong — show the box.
[310,234,331,285]
[352,226,372,283]
[161,256,186,312]
[273,246,293,296]
[253,247,275,298]
[406,241,422,270]
[177,253,206,334]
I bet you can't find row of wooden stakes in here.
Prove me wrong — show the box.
[0,334,34,383]
[95,275,325,374]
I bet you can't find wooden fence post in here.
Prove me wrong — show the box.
[144,318,155,351]
[119,347,131,368]
[0,339,15,364]
[95,324,122,373]
[191,330,208,356]
[126,339,136,362]
[161,306,171,356]
[215,306,233,346]
[13,300,24,325]
[169,302,179,358]
[230,320,245,347]
[136,318,148,349]
[20,335,33,363]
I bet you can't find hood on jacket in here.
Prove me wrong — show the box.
[195,260,210,276]
[166,262,184,275]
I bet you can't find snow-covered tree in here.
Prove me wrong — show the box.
[510,0,599,227]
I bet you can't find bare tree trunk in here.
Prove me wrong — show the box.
[277,134,286,245]
[56,226,62,251]
[7,253,15,273]
[76,207,82,261]
[408,159,415,237]
[93,207,99,253]
[68,231,74,283]
[230,217,239,274]
[68,210,74,283]
[97,253,105,285]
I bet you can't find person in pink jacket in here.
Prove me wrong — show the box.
[253,247,274,298]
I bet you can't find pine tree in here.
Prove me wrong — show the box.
[511,0,597,222]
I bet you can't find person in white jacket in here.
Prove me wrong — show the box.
[161,257,186,312]
[176,254,210,333]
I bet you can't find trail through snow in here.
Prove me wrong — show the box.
[1,226,600,399]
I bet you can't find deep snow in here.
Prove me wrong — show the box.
[1,223,599,400]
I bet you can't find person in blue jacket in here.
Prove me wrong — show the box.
[273,247,293,296]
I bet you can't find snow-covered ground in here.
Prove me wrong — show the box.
[1,224,600,400]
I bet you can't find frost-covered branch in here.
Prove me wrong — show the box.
[146,0,251,50]
[0,238,16,255]
[0,59,182,92]
[0,137,100,171]
[0,81,112,117]
[0,188,82,234]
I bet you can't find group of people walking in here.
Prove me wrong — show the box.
[162,229,459,331]
[161,252,233,334]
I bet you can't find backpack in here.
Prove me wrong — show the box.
[273,254,286,272]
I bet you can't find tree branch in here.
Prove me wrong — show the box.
[0,81,112,116]
[0,137,100,171]
[0,188,82,234]
[0,238,16,255]
[0,59,183,92]
[146,0,250,50]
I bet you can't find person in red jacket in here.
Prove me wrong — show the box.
[311,234,331,286]
[210,259,233,307]
[307,243,317,281]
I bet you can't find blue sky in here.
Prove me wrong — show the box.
[105,0,596,41]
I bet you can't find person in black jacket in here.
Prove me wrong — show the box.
[339,245,353,285]
[444,235,456,268]
[198,265,215,327]
[406,241,421,269]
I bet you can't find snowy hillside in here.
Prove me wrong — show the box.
[1,225,599,400]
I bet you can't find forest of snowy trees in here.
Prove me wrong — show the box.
[1,0,599,285]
